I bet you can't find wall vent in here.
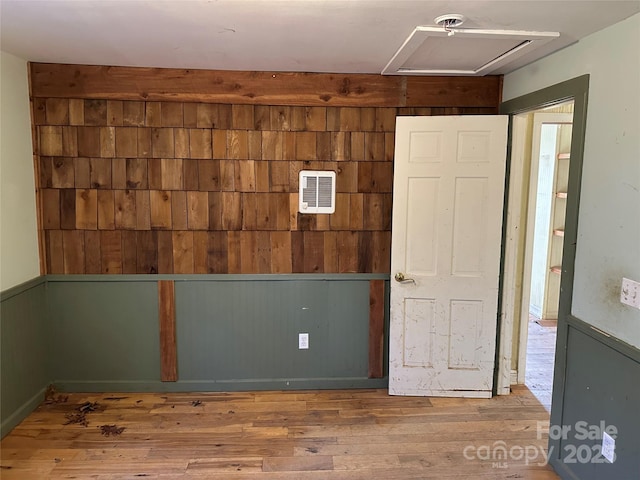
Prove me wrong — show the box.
[299,170,336,214]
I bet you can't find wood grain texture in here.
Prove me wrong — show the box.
[122,230,138,274]
[114,190,136,229]
[31,63,502,108]
[172,231,194,274]
[208,231,228,274]
[84,230,101,274]
[150,190,172,229]
[368,279,385,379]
[75,189,97,229]
[157,280,178,382]
[31,66,500,275]
[45,230,64,273]
[97,190,115,229]
[60,189,76,230]
[406,76,502,107]
[62,230,84,273]
[0,386,559,479]
[100,230,122,274]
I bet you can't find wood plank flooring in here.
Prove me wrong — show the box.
[526,317,558,412]
[1,386,559,479]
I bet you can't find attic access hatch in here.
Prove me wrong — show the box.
[382,25,559,76]
[299,170,336,214]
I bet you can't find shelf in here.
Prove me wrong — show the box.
[557,153,571,160]
[553,229,565,237]
[550,266,562,275]
[556,192,568,199]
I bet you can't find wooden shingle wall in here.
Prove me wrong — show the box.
[30,64,501,275]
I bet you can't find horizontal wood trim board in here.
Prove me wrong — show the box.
[30,63,501,108]
[158,280,178,382]
[44,273,390,282]
[368,279,385,378]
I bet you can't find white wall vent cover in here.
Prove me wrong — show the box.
[299,170,336,214]
[382,26,559,76]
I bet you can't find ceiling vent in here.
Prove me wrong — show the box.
[299,170,336,214]
[382,15,559,76]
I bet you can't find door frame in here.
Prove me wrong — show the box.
[495,75,590,405]
[519,112,573,383]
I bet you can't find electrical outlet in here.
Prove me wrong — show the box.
[602,431,615,463]
[298,333,309,350]
[620,277,640,309]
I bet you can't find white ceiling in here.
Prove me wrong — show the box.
[1,0,638,75]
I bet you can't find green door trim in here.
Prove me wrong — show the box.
[497,75,590,468]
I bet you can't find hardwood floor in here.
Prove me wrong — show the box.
[526,316,558,412]
[1,386,560,479]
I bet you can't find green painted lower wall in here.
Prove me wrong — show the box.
[175,278,387,389]
[47,280,161,388]
[549,316,640,479]
[46,275,389,392]
[0,277,49,437]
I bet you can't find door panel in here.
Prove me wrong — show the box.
[390,116,508,397]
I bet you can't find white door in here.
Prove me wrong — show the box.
[389,116,508,398]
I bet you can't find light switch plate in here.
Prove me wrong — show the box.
[620,277,640,309]
[298,333,309,349]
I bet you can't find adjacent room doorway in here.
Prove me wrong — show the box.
[518,105,574,410]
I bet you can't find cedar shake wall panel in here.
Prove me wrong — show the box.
[122,230,138,273]
[74,157,91,188]
[97,190,115,230]
[174,128,189,158]
[42,189,60,229]
[107,100,124,126]
[171,191,188,230]
[100,230,122,274]
[193,231,209,274]
[46,230,64,274]
[84,230,101,274]
[112,158,126,189]
[208,231,228,274]
[31,66,499,275]
[136,231,158,274]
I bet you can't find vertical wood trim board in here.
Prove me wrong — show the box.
[368,279,385,378]
[28,64,47,275]
[158,280,178,381]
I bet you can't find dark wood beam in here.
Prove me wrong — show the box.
[30,63,502,108]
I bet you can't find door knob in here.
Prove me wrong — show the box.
[394,272,415,284]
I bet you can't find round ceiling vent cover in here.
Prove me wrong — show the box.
[434,14,466,28]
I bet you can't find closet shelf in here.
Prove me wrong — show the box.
[553,229,565,237]
[556,192,568,199]
[550,266,562,275]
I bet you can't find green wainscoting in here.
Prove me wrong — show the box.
[176,278,386,390]
[549,316,640,479]
[0,277,49,437]
[46,274,389,392]
[47,279,161,391]
[1,274,389,437]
